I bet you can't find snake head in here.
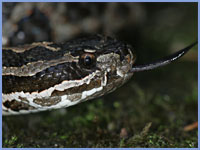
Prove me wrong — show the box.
[76,35,136,97]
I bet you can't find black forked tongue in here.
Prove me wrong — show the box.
[130,41,197,72]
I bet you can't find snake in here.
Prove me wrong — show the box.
[2,35,197,115]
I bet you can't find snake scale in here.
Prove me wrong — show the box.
[2,35,197,115]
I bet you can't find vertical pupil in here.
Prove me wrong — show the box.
[84,55,92,65]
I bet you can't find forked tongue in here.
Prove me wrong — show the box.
[130,41,197,72]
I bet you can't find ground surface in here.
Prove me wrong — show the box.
[2,2,198,148]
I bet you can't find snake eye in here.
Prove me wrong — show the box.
[84,55,92,65]
[80,53,96,68]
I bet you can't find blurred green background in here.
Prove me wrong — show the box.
[2,2,198,148]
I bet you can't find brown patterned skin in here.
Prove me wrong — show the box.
[2,35,135,115]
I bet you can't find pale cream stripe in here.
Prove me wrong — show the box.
[3,42,61,53]
[3,55,79,76]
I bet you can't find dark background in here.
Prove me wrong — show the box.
[2,2,198,148]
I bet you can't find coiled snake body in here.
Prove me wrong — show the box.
[2,35,197,115]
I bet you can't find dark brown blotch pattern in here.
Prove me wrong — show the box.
[33,97,61,106]
[3,100,35,112]
[52,78,102,97]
